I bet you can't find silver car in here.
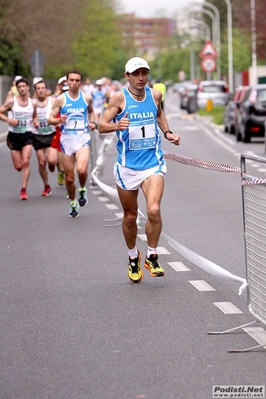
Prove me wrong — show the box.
[196,80,230,108]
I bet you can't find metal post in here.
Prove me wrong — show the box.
[190,48,195,81]
[223,0,233,92]
[192,6,217,44]
[192,5,217,80]
[203,1,221,80]
[190,17,211,40]
[250,0,257,85]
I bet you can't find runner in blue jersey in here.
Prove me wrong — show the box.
[48,69,97,218]
[99,57,180,283]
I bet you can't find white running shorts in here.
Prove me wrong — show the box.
[60,132,91,156]
[114,162,166,190]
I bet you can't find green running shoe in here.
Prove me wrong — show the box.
[69,200,79,218]
[144,254,165,277]
[78,187,88,207]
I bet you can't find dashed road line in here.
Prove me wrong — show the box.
[138,234,147,241]
[189,280,216,292]
[105,203,119,210]
[213,302,243,314]
[168,261,191,272]
[98,196,110,202]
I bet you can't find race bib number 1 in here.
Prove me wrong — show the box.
[129,123,156,150]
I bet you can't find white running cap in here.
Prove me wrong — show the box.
[125,57,150,73]
[58,76,67,84]
[15,75,23,81]
[96,79,103,85]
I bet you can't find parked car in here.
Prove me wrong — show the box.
[223,86,249,134]
[196,80,230,109]
[234,84,266,142]
[180,83,198,110]
[233,86,250,137]
[172,81,191,94]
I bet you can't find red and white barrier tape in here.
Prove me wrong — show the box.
[242,177,266,186]
[163,151,241,174]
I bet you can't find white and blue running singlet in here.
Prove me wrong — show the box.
[92,88,105,109]
[114,87,165,170]
[60,91,88,135]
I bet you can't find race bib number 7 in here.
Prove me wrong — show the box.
[65,113,85,134]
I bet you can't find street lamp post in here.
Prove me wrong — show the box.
[190,17,211,40]
[223,0,233,92]
[192,6,217,43]
[203,1,221,80]
[189,18,211,80]
[250,0,257,85]
[192,4,219,80]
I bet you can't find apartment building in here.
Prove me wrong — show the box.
[118,13,176,55]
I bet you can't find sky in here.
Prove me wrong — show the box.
[120,0,203,18]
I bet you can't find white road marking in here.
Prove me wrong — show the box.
[213,302,243,314]
[115,212,123,218]
[157,247,171,255]
[243,327,266,348]
[168,261,191,272]
[189,280,216,291]
[105,204,119,210]
[138,234,147,241]
[98,196,109,202]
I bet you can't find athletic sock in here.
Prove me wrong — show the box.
[128,246,138,259]
[147,246,157,258]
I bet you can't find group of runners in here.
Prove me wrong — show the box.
[0,72,110,215]
[0,59,180,282]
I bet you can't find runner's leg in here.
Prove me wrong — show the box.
[21,144,33,189]
[62,153,76,200]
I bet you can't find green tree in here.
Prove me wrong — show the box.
[72,0,121,79]
[151,48,192,82]
[220,28,251,75]
[0,36,29,76]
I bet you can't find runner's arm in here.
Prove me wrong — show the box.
[98,92,128,133]
[32,101,38,128]
[48,95,65,125]
[0,98,14,124]
[0,98,19,127]
[87,97,97,131]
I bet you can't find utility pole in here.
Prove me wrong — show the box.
[223,0,233,92]
[250,0,257,85]
[203,2,221,80]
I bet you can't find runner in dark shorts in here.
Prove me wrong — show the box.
[7,131,34,151]
[32,80,57,196]
[33,132,55,151]
[0,77,37,200]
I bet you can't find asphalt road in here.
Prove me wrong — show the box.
[0,92,265,399]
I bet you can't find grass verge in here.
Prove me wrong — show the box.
[196,105,224,125]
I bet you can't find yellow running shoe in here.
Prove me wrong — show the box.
[57,170,65,186]
[144,254,165,277]
[128,251,143,283]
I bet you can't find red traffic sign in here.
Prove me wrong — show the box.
[201,57,216,73]
[199,40,218,59]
